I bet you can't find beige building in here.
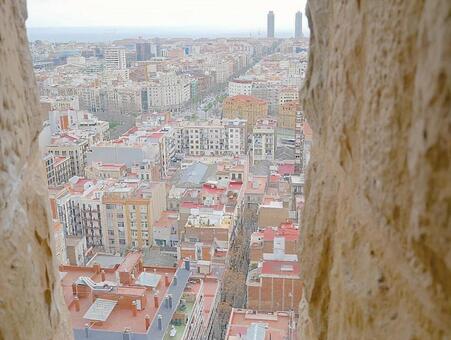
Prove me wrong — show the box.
[257,201,290,228]
[278,100,299,129]
[223,95,268,132]
[85,162,127,180]
[101,181,167,253]
[52,219,67,265]
[278,86,299,106]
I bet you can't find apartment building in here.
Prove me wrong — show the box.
[136,41,153,61]
[228,79,253,96]
[51,177,105,248]
[246,222,302,312]
[41,95,80,111]
[184,208,233,246]
[78,87,106,113]
[105,85,142,114]
[223,96,268,135]
[278,86,299,106]
[251,118,277,164]
[175,119,247,157]
[251,81,280,115]
[44,153,73,186]
[104,47,127,70]
[85,162,127,180]
[141,72,191,112]
[244,175,268,211]
[47,133,89,177]
[278,100,298,129]
[250,221,299,265]
[101,180,166,253]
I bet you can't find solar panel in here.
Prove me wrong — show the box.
[83,298,117,322]
[136,272,162,288]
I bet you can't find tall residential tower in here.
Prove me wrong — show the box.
[295,11,303,38]
[267,11,275,38]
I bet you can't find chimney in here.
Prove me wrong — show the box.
[101,270,106,281]
[157,314,163,330]
[145,315,151,330]
[132,301,137,317]
[164,295,169,308]
[123,328,131,340]
[72,283,78,296]
[168,294,173,308]
[173,277,177,286]
[164,273,170,286]
[84,324,89,338]
[184,258,190,270]
[93,263,101,274]
[154,294,159,308]
[74,296,80,312]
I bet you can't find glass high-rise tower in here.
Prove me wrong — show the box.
[295,11,303,38]
[267,11,275,38]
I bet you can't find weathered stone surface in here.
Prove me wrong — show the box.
[0,1,72,339]
[299,0,450,339]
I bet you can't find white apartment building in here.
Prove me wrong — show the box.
[141,72,191,112]
[47,133,89,177]
[41,96,80,111]
[175,119,247,157]
[279,87,299,106]
[228,79,253,96]
[50,179,105,248]
[252,118,277,164]
[44,153,73,186]
[104,47,127,71]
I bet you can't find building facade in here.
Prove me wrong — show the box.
[267,11,275,38]
[223,95,268,133]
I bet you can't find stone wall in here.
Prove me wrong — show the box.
[299,0,450,339]
[0,1,72,339]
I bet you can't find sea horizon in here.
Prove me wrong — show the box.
[26,26,306,43]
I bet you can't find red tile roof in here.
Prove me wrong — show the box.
[263,224,299,242]
[278,164,295,175]
[261,260,301,277]
[226,95,267,105]
[202,183,226,195]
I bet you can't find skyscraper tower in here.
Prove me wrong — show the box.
[267,11,275,38]
[295,11,303,38]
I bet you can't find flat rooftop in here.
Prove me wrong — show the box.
[87,253,124,269]
[226,309,296,340]
[60,252,179,337]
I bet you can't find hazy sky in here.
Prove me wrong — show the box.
[27,0,308,32]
